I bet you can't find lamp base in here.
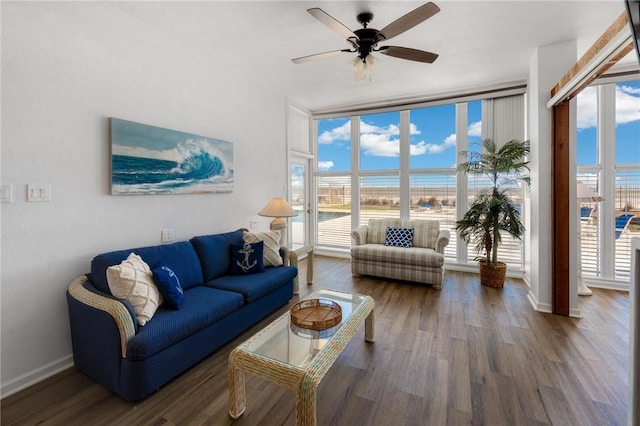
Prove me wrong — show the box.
[577,273,593,296]
[269,217,287,231]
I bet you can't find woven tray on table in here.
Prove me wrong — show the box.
[290,298,342,331]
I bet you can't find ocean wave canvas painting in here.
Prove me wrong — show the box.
[110,118,233,195]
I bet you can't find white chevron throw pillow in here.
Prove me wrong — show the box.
[243,230,283,267]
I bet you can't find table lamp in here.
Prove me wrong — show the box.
[258,197,297,231]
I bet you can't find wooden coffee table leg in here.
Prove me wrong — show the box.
[296,374,318,426]
[228,351,246,419]
[365,309,375,342]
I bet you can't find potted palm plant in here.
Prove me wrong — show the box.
[455,138,530,288]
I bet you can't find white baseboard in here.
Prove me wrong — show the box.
[527,290,552,313]
[1,354,73,400]
[584,277,630,292]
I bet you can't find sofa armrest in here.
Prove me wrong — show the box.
[436,229,450,255]
[67,275,136,358]
[351,225,369,246]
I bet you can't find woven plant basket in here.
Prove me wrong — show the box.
[479,261,507,288]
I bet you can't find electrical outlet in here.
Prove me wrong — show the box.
[250,220,258,231]
[161,229,174,243]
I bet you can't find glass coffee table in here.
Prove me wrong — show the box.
[228,288,375,426]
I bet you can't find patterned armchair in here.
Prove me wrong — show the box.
[351,218,449,289]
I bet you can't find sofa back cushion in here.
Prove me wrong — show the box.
[367,218,402,244]
[190,229,245,282]
[402,220,439,249]
[91,241,204,294]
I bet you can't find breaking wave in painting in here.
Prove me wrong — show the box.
[112,139,233,194]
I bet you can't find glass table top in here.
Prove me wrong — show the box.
[241,288,368,369]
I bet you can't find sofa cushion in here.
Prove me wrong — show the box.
[91,241,204,294]
[191,229,245,281]
[243,230,283,267]
[152,264,184,310]
[207,266,298,303]
[126,286,244,361]
[229,241,265,275]
[367,218,402,244]
[384,227,414,248]
[351,244,444,268]
[402,220,439,249]
[107,253,162,326]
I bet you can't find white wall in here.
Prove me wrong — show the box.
[526,40,577,314]
[1,2,288,397]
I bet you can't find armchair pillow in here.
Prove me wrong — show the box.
[384,227,414,248]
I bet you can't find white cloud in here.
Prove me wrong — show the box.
[577,86,598,130]
[349,118,481,158]
[577,85,640,130]
[360,132,400,157]
[616,85,640,125]
[361,122,400,135]
[317,161,334,171]
[318,121,350,144]
[468,121,482,137]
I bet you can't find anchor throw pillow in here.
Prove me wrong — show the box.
[384,227,415,248]
[229,241,265,275]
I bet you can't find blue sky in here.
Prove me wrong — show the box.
[577,81,640,165]
[318,81,639,171]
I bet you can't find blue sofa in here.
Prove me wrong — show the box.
[66,229,298,401]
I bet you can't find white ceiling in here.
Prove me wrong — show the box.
[114,1,639,113]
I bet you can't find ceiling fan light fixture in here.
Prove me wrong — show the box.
[350,54,376,81]
[364,54,377,71]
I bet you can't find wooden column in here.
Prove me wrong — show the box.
[551,101,571,315]
[548,11,631,315]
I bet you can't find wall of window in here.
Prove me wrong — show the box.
[314,91,526,270]
[576,78,640,282]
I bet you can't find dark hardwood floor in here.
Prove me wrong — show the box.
[1,256,630,425]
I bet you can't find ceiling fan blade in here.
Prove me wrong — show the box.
[379,46,439,63]
[378,2,440,41]
[292,49,350,64]
[307,8,357,40]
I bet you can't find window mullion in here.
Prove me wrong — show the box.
[400,110,410,220]
[599,83,616,278]
[351,116,360,233]
[456,102,469,263]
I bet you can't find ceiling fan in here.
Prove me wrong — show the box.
[292,2,441,80]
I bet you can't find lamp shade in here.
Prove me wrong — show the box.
[577,181,604,202]
[258,197,297,218]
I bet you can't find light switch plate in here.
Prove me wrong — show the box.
[27,183,51,202]
[0,184,13,203]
